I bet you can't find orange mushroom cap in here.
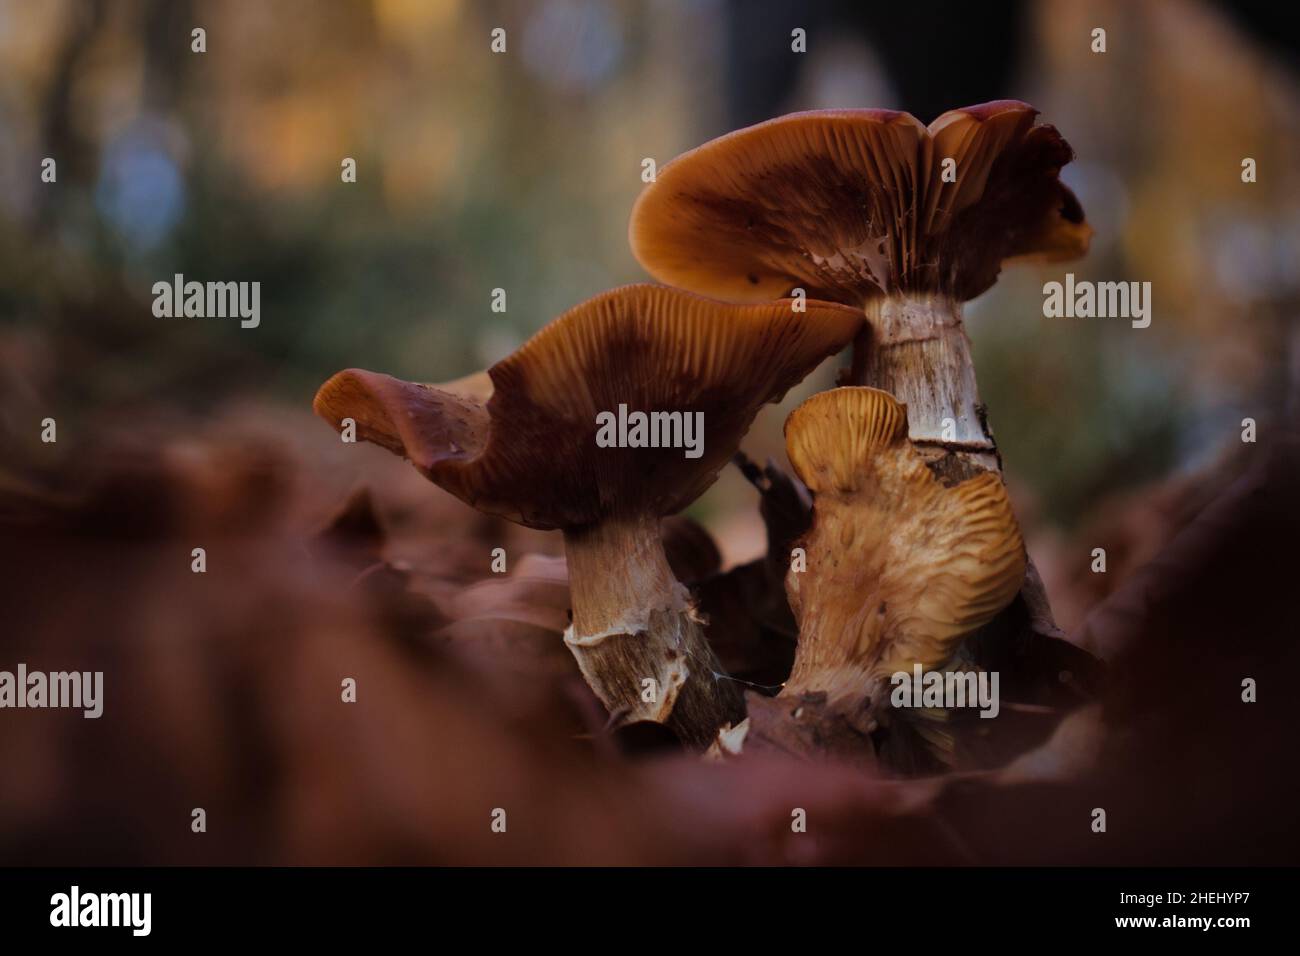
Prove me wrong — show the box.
[783,386,1027,696]
[315,284,861,530]
[630,100,1091,306]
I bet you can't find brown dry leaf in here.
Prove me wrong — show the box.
[4,412,1294,866]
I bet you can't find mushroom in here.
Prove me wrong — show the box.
[628,100,1090,471]
[739,386,1026,766]
[314,284,862,748]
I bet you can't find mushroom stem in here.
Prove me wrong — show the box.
[562,515,744,749]
[859,294,999,472]
[856,294,1065,667]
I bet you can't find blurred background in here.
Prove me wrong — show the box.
[1,0,1298,867]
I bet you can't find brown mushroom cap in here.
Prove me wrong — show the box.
[630,100,1090,306]
[783,387,1026,692]
[315,284,861,530]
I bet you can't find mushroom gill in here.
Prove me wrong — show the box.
[735,387,1026,766]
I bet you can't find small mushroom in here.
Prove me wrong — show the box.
[629,100,1090,468]
[744,386,1026,764]
[314,284,861,748]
